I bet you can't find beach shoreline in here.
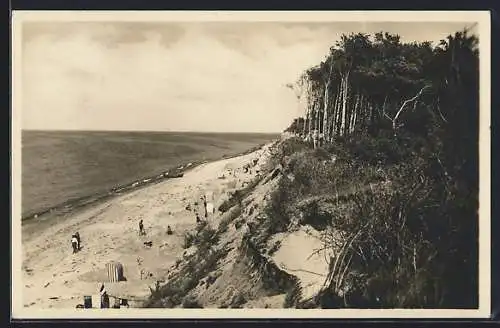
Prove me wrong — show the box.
[20,141,276,310]
[22,142,270,224]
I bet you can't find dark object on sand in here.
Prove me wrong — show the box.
[196,214,202,223]
[100,284,110,308]
[167,226,173,235]
[71,235,79,254]
[113,298,121,308]
[201,196,208,218]
[139,220,145,235]
[76,304,85,309]
[121,299,130,308]
[144,241,153,247]
[75,232,81,250]
[84,295,92,308]
[101,293,110,309]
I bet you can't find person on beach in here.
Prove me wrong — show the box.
[100,284,110,309]
[167,225,173,235]
[71,235,79,254]
[139,219,145,235]
[75,232,81,250]
[201,196,208,218]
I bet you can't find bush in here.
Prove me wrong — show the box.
[182,296,204,308]
[183,222,219,250]
[318,157,478,308]
[283,282,302,308]
[145,246,230,308]
[229,294,247,308]
[268,137,309,168]
[264,178,293,234]
[218,176,262,213]
[183,232,196,249]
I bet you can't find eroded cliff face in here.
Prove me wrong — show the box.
[144,138,335,309]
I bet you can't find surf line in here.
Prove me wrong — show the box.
[22,161,200,222]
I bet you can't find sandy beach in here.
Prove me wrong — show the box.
[21,144,273,309]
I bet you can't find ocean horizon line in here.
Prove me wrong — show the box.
[21,128,282,135]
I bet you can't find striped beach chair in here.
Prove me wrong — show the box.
[106,261,124,282]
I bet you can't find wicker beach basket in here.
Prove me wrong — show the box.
[105,261,124,282]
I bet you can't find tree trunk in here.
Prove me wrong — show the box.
[329,86,338,142]
[302,106,308,137]
[368,101,374,125]
[302,108,308,139]
[335,77,344,137]
[322,80,331,144]
[314,101,320,149]
[339,71,350,136]
[307,99,313,140]
[335,84,342,139]
[349,93,360,134]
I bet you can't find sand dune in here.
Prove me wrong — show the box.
[21,145,271,309]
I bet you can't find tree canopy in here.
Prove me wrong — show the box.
[288,29,478,143]
[281,27,480,308]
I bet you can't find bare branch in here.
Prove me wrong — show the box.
[392,85,431,131]
[436,100,449,123]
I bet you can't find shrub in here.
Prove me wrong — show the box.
[183,222,219,250]
[145,246,229,308]
[318,157,478,309]
[267,137,309,169]
[264,178,293,234]
[183,232,196,249]
[182,296,204,308]
[283,282,302,308]
[218,176,262,213]
[229,294,247,308]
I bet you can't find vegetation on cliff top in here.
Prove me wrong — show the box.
[277,27,479,308]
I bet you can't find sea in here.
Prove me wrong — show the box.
[20,130,278,220]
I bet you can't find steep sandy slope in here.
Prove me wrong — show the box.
[146,140,333,308]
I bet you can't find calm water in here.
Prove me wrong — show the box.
[21,130,278,219]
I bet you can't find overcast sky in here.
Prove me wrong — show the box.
[21,20,476,133]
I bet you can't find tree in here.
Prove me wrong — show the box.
[282,27,480,308]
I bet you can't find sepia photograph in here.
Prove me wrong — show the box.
[11,11,491,319]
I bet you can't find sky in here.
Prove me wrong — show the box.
[21,20,477,133]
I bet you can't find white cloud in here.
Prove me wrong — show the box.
[21,21,474,132]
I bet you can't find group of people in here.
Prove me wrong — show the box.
[138,218,173,236]
[98,283,129,308]
[195,195,213,224]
